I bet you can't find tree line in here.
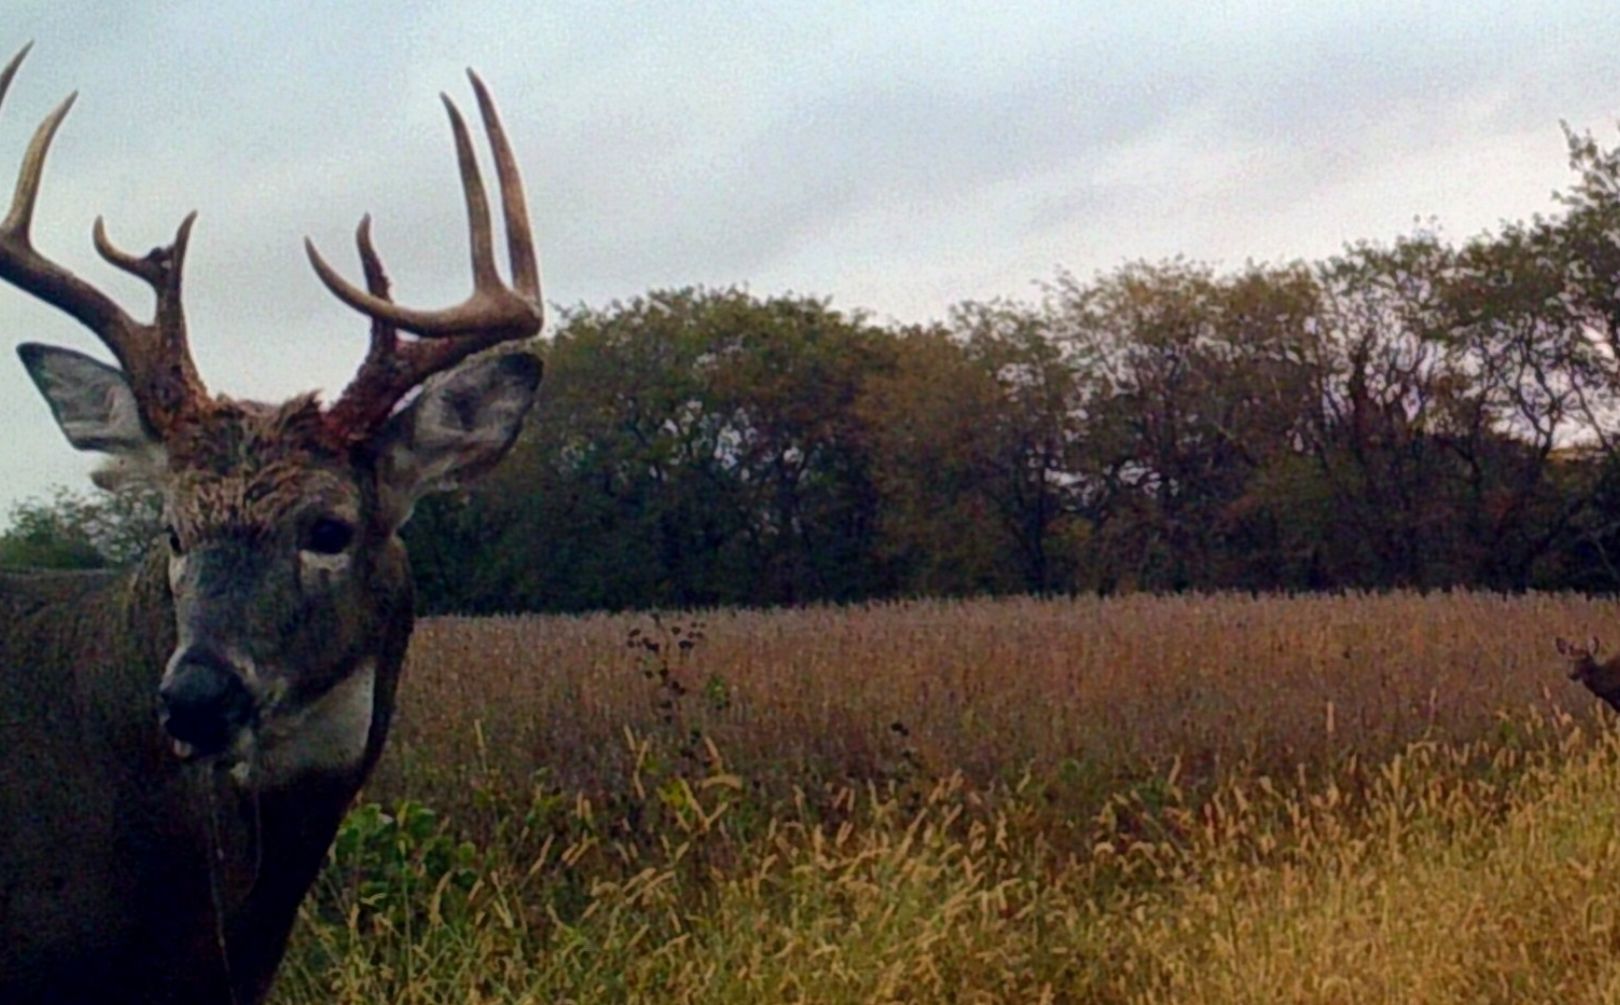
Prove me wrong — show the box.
[13,127,1620,612]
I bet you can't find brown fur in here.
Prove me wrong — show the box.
[0,343,537,1004]
[0,48,542,1002]
[165,397,357,544]
[0,342,536,1002]
[0,413,415,1002]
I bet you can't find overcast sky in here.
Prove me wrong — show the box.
[1,2,1618,509]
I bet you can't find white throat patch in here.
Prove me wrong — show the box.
[247,661,376,788]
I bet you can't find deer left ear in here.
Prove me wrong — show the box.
[373,352,540,526]
[18,342,168,490]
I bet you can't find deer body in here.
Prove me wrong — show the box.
[2,534,413,1001]
[0,46,543,1004]
[0,559,405,1003]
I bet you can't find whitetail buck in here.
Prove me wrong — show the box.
[0,46,543,1003]
[1557,635,1620,713]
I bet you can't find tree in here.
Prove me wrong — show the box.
[407,289,893,612]
[858,324,1028,595]
[0,487,161,570]
[1052,260,1320,590]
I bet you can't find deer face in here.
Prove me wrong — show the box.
[21,346,539,776]
[160,405,372,768]
[0,48,544,782]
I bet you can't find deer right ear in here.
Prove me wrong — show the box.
[17,343,166,488]
[371,352,540,528]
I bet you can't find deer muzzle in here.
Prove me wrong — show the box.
[159,647,256,758]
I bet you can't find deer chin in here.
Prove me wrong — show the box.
[232,661,378,789]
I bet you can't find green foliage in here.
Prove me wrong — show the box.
[0,487,160,570]
[316,800,482,931]
[406,288,899,612]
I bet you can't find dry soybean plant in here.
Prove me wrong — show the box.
[379,590,1615,813]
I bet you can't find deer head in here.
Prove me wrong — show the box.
[1556,635,1601,680]
[0,44,541,776]
[1556,634,1620,713]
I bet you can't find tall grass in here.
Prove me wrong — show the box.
[273,591,1620,1003]
[378,592,1612,808]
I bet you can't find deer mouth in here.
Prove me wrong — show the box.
[159,651,261,762]
[244,661,379,787]
[162,719,254,763]
[165,714,271,775]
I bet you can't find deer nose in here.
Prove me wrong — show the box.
[159,649,255,756]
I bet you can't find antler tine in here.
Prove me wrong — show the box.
[0,44,206,432]
[319,214,439,438]
[468,69,539,298]
[304,76,542,340]
[321,210,519,440]
[444,93,499,292]
[0,43,31,101]
[92,212,197,297]
[93,213,202,408]
[354,214,397,360]
[314,72,543,442]
[0,77,124,336]
[2,90,74,241]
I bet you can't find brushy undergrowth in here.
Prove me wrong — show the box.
[273,593,1620,1003]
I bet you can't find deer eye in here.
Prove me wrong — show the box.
[166,526,183,556]
[303,517,354,556]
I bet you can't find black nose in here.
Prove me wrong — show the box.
[159,649,255,755]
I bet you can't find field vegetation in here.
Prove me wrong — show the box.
[273,591,1620,1003]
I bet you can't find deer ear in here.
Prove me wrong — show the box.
[17,343,166,489]
[372,352,540,526]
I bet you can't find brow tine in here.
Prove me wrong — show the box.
[353,214,397,357]
[306,237,393,317]
[306,237,521,336]
[92,211,197,295]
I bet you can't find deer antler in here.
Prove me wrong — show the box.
[307,70,543,443]
[0,44,207,434]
